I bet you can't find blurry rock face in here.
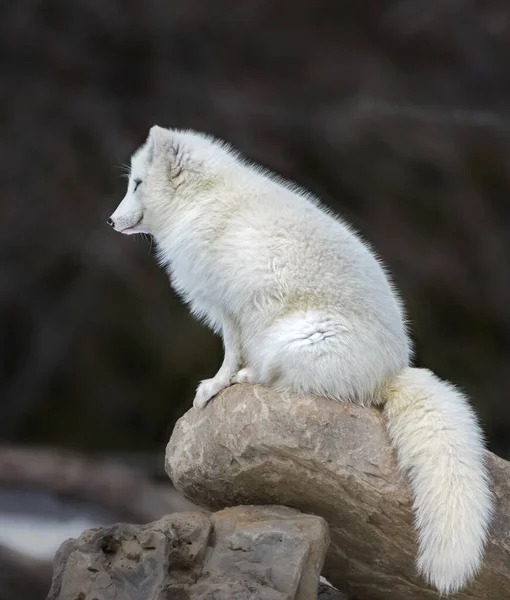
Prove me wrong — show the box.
[0,446,197,529]
[0,545,52,600]
[47,506,329,600]
[166,384,510,600]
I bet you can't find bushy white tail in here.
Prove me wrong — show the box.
[384,367,493,594]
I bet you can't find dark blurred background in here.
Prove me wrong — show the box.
[1,0,510,595]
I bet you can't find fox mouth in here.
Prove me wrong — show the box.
[119,216,143,233]
[121,224,139,233]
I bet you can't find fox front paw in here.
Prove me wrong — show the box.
[193,377,230,409]
[232,367,257,384]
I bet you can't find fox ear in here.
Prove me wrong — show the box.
[147,125,170,162]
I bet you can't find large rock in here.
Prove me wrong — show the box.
[46,505,329,600]
[166,384,510,600]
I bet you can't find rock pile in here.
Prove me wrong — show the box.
[47,505,332,600]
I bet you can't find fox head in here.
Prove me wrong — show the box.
[108,126,236,237]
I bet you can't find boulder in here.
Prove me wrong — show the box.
[166,384,510,600]
[46,505,329,600]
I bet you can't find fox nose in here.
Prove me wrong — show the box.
[107,218,115,227]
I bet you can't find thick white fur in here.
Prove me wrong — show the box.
[385,368,492,593]
[110,126,493,594]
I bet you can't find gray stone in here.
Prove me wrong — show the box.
[47,505,329,600]
[208,505,329,600]
[166,383,510,600]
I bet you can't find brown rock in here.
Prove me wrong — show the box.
[166,383,510,600]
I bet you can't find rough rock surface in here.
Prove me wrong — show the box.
[166,384,510,600]
[46,505,329,600]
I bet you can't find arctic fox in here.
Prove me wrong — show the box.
[109,126,493,594]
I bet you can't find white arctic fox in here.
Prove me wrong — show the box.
[109,126,493,594]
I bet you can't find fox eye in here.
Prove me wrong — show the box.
[133,179,142,191]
